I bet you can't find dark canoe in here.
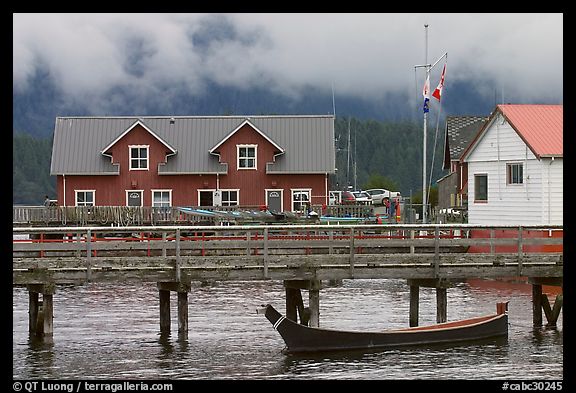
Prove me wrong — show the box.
[257,303,508,353]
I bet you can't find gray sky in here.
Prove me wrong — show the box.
[13,13,563,111]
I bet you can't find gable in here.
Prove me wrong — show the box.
[466,115,538,163]
[461,105,563,163]
[101,119,176,155]
[209,119,284,154]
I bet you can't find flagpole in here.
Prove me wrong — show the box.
[414,24,447,224]
[423,24,429,224]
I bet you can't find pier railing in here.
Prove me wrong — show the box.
[13,223,563,285]
[13,205,375,226]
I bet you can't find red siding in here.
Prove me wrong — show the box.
[57,123,330,209]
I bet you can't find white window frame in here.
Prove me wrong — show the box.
[198,189,216,206]
[237,144,257,170]
[506,162,524,185]
[220,189,240,206]
[151,189,172,207]
[75,190,95,206]
[291,188,312,213]
[474,174,488,202]
[125,190,144,207]
[129,145,149,171]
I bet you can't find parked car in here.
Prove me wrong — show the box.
[365,188,401,205]
[352,191,373,205]
[340,191,357,205]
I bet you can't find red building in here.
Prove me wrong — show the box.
[50,116,336,212]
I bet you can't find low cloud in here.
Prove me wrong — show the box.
[13,13,563,113]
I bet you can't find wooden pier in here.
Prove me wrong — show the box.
[13,223,563,339]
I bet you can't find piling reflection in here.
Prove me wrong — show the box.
[25,336,55,378]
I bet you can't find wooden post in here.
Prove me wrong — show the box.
[175,229,181,282]
[42,294,54,336]
[349,227,355,277]
[409,284,419,327]
[285,287,300,323]
[29,291,39,336]
[263,227,269,279]
[436,287,447,323]
[532,284,543,327]
[308,280,321,328]
[27,283,55,338]
[86,229,92,281]
[159,289,171,334]
[177,291,188,335]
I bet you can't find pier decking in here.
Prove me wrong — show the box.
[13,223,563,338]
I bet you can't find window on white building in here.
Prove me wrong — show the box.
[506,163,523,185]
[474,174,488,202]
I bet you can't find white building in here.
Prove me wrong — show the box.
[461,104,562,225]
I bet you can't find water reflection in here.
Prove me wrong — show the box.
[13,280,563,380]
[25,336,55,378]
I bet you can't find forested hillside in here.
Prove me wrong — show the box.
[13,133,56,205]
[12,117,446,205]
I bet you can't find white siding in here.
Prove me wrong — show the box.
[467,116,559,225]
[541,157,563,225]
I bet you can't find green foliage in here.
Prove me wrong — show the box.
[13,132,56,205]
[362,173,399,191]
[333,116,446,207]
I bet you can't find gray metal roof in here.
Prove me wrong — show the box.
[445,116,488,160]
[50,115,336,175]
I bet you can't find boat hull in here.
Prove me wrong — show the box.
[259,304,508,353]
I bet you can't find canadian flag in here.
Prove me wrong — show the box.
[432,63,446,101]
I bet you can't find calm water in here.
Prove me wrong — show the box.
[12,279,563,380]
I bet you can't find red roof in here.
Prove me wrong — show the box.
[498,104,563,158]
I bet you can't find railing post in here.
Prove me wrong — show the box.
[86,229,92,281]
[263,227,269,279]
[410,229,415,254]
[517,226,524,275]
[490,229,495,255]
[162,232,167,257]
[175,228,181,282]
[349,227,355,277]
[39,233,45,258]
[434,226,440,277]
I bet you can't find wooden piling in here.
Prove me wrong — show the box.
[436,287,447,323]
[284,280,321,326]
[408,278,456,327]
[159,289,171,334]
[308,280,321,328]
[29,291,39,336]
[529,277,562,327]
[27,283,55,338]
[177,292,188,335]
[157,281,191,335]
[409,284,419,327]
